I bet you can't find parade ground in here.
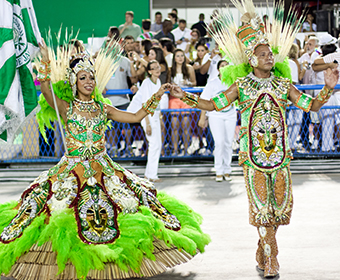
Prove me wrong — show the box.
[1,164,339,280]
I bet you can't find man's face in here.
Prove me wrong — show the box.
[306,39,316,54]
[253,45,274,71]
[134,41,141,53]
[179,22,186,31]
[163,21,173,33]
[124,39,135,52]
[125,14,133,24]
[155,14,162,24]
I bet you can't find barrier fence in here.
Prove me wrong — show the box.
[1,85,340,163]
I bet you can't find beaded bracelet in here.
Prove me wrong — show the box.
[181,91,199,108]
[142,94,161,116]
[316,86,333,104]
[37,60,51,82]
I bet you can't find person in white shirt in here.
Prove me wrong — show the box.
[312,34,340,152]
[298,37,319,149]
[127,60,169,181]
[287,43,303,151]
[198,60,237,182]
[199,42,225,83]
[172,19,191,52]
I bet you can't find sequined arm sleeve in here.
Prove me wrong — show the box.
[294,92,313,112]
[211,91,232,112]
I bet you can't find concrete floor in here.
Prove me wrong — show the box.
[1,172,340,280]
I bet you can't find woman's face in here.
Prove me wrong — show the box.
[197,45,207,59]
[192,32,199,40]
[148,49,156,61]
[174,51,185,64]
[148,62,161,78]
[76,70,95,99]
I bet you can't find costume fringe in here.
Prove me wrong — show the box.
[5,239,193,280]
[0,191,210,279]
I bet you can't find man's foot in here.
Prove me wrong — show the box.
[264,273,280,279]
[223,174,232,181]
[145,177,162,183]
[215,175,223,182]
[256,265,264,275]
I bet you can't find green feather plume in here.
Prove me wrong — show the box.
[0,192,210,279]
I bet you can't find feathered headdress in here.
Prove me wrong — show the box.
[36,30,123,141]
[208,0,305,86]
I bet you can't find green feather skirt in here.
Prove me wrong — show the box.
[0,157,210,280]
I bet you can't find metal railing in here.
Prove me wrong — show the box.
[1,85,340,163]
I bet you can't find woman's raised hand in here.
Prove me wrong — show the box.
[169,84,185,99]
[155,83,171,98]
[39,38,49,62]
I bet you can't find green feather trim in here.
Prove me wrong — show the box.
[220,58,292,87]
[36,81,112,142]
[220,63,252,87]
[0,192,210,279]
[0,201,47,274]
[273,57,292,82]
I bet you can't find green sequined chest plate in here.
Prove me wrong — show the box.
[237,73,291,172]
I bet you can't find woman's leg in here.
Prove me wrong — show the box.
[171,114,180,154]
[182,114,191,154]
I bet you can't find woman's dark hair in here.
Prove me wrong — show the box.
[70,58,93,69]
[141,39,152,56]
[321,44,337,57]
[171,49,190,80]
[217,60,227,70]
[150,46,168,71]
[159,38,174,53]
[146,60,158,77]
[108,26,120,39]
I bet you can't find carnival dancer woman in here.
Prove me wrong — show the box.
[198,60,237,182]
[127,60,169,182]
[170,1,339,278]
[0,39,210,280]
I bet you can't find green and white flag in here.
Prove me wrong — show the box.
[0,0,41,143]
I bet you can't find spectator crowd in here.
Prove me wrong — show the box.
[32,9,340,181]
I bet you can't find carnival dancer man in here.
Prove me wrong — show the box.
[170,1,339,278]
[0,38,210,279]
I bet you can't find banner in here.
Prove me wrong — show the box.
[0,0,41,143]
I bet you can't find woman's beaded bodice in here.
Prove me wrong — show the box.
[65,100,107,160]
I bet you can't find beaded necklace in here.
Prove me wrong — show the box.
[74,98,98,113]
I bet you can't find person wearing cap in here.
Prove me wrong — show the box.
[312,34,340,152]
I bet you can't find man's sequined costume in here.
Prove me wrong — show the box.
[212,72,314,276]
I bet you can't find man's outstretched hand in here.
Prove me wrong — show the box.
[324,67,339,90]
[169,85,185,99]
